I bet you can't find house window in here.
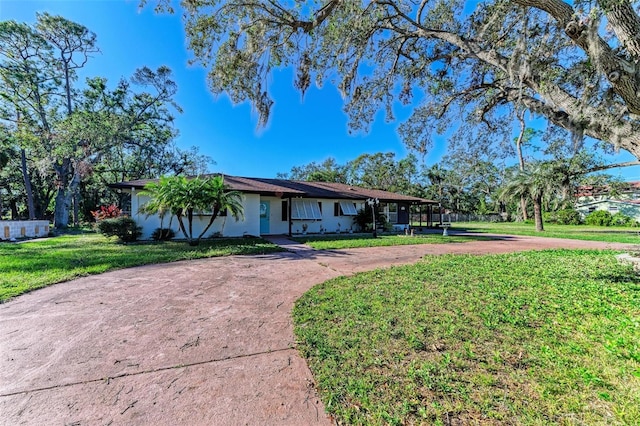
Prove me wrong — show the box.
[282,200,288,221]
[588,207,596,213]
[608,206,619,212]
[387,203,398,224]
[340,201,358,215]
[334,201,358,216]
[291,199,322,220]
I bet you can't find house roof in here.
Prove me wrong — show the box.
[110,174,437,204]
[576,181,640,197]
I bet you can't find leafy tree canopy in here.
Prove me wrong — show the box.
[279,152,422,195]
[1,14,211,223]
[147,0,640,159]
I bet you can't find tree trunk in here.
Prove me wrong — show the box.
[73,191,80,226]
[520,197,528,222]
[20,149,36,220]
[515,111,528,221]
[69,170,81,227]
[53,188,70,229]
[533,195,544,232]
[10,199,19,219]
[187,209,197,245]
[53,160,71,229]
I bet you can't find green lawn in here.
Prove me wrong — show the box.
[452,221,640,244]
[294,250,640,425]
[293,233,490,250]
[0,232,282,302]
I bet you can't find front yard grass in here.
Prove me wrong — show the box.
[454,221,640,244]
[0,232,282,302]
[294,250,640,425]
[293,233,489,250]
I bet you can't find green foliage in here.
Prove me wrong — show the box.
[610,212,638,227]
[279,152,422,197]
[0,232,283,301]
[500,162,568,232]
[277,157,347,183]
[96,217,141,242]
[354,204,387,232]
[0,15,203,227]
[154,0,640,168]
[542,211,556,224]
[151,227,175,241]
[141,175,244,246]
[294,251,640,425]
[555,208,583,225]
[585,210,613,226]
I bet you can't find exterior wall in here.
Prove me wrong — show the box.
[263,197,366,235]
[0,220,50,240]
[130,188,260,239]
[576,201,640,221]
[126,188,418,237]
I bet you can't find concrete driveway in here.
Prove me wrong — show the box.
[0,234,633,425]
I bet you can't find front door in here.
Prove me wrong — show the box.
[259,201,270,234]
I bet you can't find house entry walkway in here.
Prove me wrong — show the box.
[0,234,633,425]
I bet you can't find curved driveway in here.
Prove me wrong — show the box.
[0,234,633,425]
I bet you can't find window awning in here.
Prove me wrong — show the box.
[339,201,358,215]
[292,199,322,219]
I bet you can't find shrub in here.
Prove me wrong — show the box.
[91,204,122,221]
[555,208,582,225]
[585,210,612,226]
[354,206,387,232]
[543,211,557,224]
[97,217,141,242]
[610,212,636,227]
[151,227,175,241]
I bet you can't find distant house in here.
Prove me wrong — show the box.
[575,181,640,221]
[110,175,438,239]
[575,199,640,222]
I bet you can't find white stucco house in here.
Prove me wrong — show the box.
[575,199,640,222]
[110,175,438,239]
[575,181,640,222]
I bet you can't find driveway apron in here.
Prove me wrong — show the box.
[0,234,633,425]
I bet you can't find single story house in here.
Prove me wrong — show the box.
[110,175,438,239]
[575,199,640,222]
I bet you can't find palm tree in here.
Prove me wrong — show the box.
[138,176,175,238]
[141,175,244,245]
[500,163,562,232]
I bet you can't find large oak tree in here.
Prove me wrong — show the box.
[148,0,640,159]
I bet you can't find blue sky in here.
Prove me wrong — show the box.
[3,0,640,180]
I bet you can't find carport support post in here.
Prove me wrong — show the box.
[367,198,378,238]
[288,197,292,237]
